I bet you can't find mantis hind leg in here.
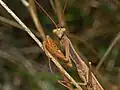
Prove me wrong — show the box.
[58,80,73,90]
[43,41,54,73]
[48,58,54,73]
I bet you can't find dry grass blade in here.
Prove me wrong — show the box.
[21,0,45,40]
[96,32,120,71]
[28,0,45,40]
[54,0,64,27]
[0,0,44,50]
[49,0,56,14]
[0,16,42,38]
[0,15,22,29]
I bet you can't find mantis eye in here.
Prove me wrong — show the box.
[53,28,66,34]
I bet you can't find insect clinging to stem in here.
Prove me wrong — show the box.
[34,0,104,89]
[34,0,73,67]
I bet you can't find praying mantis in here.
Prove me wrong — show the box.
[43,27,89,86]
[34,0,104,89]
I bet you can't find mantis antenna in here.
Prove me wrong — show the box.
[34,0,58,29]
[34,0,67,31]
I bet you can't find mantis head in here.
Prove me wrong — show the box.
[53,28,66,38]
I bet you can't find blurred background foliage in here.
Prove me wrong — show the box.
[0,0,120,90]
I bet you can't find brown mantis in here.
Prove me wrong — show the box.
[34,0,104,89]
